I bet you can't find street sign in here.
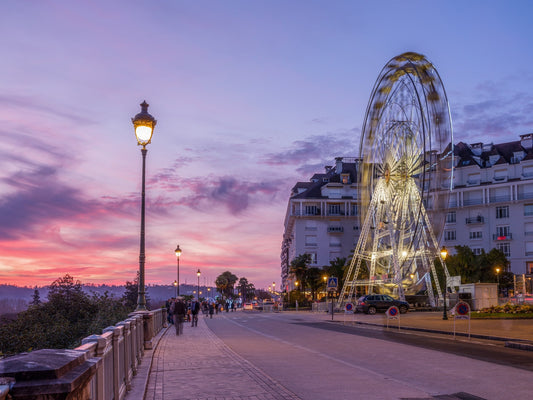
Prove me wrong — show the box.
[345,302,354,314]
[386,306,399,319]
[454,301,470,319]
[327,277,338,291]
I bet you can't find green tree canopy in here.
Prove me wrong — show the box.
[305,267,323,300]
[215,271,238,299]
[237,277,255,302]
[290,254,311,291]
[0,274,129,356]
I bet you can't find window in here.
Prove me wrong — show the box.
[446,211,456,223]
[525,204,533,216]
[496,226,511,238]
[444,230,456,241]
[341,173,350,184]
[472,248,483,256]
[329,237,342,247]
[527,262,533,274]
[328,204,341,215]
[496,242,511,257]
[351,204,358,216]
[305,235,317,246]
[305,221,317,231]
[304,205,319,216]
[469,231,482,240]
[496,206,509,219]
[307,253,317,264]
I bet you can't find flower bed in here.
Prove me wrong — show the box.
[472,303,533,319]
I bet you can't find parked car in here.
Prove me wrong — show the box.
[356,294,409,315]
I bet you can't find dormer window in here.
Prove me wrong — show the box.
[341,173,350,184]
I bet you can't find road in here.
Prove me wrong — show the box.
[205,311,533,400]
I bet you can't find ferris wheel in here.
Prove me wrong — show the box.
[339,52,454,306]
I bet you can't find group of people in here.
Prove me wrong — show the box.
[165,297,219,335]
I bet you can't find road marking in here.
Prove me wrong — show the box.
[223,316,435,395]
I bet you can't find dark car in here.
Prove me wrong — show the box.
[356,294,409,315]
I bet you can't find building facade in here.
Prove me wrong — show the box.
[281,134,533,291]
[281,157,361,290]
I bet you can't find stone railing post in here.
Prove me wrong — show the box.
[103,325,126,400]
[81,333,112,400]
[116,319,132,390]
[0,349,101,399]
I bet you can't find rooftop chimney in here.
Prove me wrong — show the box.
[335,157,343,174]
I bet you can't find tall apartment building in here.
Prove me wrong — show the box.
[281,157,360,290]
[444,133,533,277]
[281,134,533,291]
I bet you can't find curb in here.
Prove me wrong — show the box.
[331,319,533,350]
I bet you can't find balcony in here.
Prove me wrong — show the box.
[493,233,513,241]
[489,195,511,203]
[465,216,484,224]
[328,226,344,233]
[463,198,483,206]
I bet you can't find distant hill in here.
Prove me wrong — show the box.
[0,284,220,315]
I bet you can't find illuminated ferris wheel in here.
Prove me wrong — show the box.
[339,52,454,306]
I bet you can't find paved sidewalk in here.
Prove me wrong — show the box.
[142,317,301,400]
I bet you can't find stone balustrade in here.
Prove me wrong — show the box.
[0,308,167,400]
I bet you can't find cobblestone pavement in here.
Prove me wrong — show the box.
[143,316,301,400]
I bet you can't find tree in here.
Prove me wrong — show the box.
[215,271,238,299]
[30,288,41,306]
[325,257,348,290]
[0,274,129,356]
[122,272,151,311]
[290,254,311,291]
[237,277,255,302]
[305,267,323,300]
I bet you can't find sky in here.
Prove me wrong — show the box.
[1,0,533,290]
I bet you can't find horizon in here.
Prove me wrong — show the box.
[2,1,533,290]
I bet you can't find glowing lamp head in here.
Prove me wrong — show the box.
[440,246,448,260]
[175,244,182,258]
[132,101,157,148]
[197,269,201,277]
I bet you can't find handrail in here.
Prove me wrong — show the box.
[0,308,167,400]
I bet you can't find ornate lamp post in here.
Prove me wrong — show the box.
[440,246,448,320]
[197,269,201,301]
[132,101,156,312]
[175,245,182,296]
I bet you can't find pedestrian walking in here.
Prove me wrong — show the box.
[208,302,214,318]
[172,297,186,335]
[191,299,200,327]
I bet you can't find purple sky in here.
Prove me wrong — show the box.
[1,1,533,289]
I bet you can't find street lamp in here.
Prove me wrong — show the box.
[175,245,182,296]
[173,280,177,296]
[495,267,501,297]
[197,269,201,301]
[132,101,157,311]
[440,246,448,320]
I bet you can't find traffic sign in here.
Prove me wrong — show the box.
[454,301,470,319]
[327,277,338,291]
[345,302,354,314]
[386,306,399,319]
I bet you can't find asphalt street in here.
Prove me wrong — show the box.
[205,311,533,400]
